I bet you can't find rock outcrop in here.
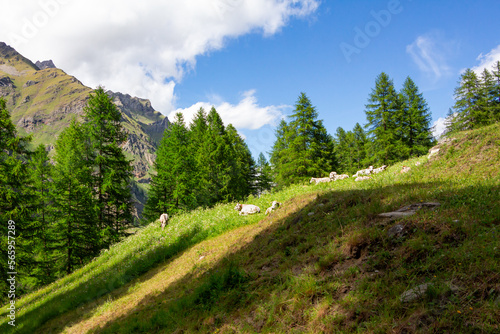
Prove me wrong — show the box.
[35,60,56,70]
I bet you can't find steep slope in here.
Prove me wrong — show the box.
[0,42,169,181]
[0,42,170,219]
[1,124,498,333]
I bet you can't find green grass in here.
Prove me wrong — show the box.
[2,124,500,333]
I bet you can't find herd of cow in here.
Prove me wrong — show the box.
[158,163,416,225]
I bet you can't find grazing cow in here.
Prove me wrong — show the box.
[372,165,387,174]
[159,213,169,230]
[265,201,282,215]
[234,203,261,215]
[353,166,374,177]
[310,177,331,185]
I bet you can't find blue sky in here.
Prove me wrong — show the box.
[2,0,500,159]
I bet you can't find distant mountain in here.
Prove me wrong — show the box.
[0,42,170,219]
[35,60,56,70]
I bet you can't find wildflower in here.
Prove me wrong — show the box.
[457,310,461,313]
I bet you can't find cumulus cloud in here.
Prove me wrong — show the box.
[0,0,318,126]
[471,44,500,75]
[431,116,448,139]
[406,31,456,81]
[170,90,289,130]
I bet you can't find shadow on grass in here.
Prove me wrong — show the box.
[93,180,500,333]
[1,224,207,334]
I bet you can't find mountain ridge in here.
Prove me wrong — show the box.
[0,42,170,219]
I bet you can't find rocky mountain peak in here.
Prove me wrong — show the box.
[35,60,56,70]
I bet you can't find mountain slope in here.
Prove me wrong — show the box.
[0,42,169,181]
[1,123,499,333]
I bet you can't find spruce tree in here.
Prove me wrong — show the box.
[30,144,57,285]
[205,107,233,203]
[188,108,212,207]
[450,69,483,131]
[352,123,368,170]
[491,61,500,122]
[52,121,96,274]
[399,77,434,158]
[83,87,133,247]
[0,98,33,299]
[365,72,401,165]
[255,152,273,195]
[144,113,196,219]
[225,124,256,200]
[271,93,335,186]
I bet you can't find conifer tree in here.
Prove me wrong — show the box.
[450,69,483,132]
[399,77,434,158]
[189,107,211,207]
[334,127,354,173]
[205,107,233,203]
[269,119,290,184]
[144,113,196,219]
[30,144,57,285]
[271,93,335,186]
[52,121,96,274]
[365,72,401,165]
[225,124,256,200]
[0,98,33,299]
[491,61,500,122]
[255,152,273,195]
[83,87,133,247]
[352,123,368,170]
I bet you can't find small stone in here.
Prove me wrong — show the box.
[308,212,315,216]
[400,283,432,303]
[387,224,405,238]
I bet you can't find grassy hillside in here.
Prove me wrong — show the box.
[1,124,499,333]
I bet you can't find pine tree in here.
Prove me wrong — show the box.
[450,69,483,131]
[30,144,57,285]
[399,77,434,158]
[271,93,335,186]
[144,113,196,219]
[365,72,401,165]
[189,107,211,207]
[52,121,97,274]
[269,119,290,184]
[83,87,133,247]
[0,98,33,299]
[255,152,273,195]
[334,127,354,173]
[352,123,368,170]
[225,124,256,200]
[205,107,233,203]
[491,61,500,122]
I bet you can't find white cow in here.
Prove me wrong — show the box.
[310,177,331,185]
[159,213,169,230]
[355,176,371,182]
[234,203,261,215]
[353,166,374,177]
[265,201,282,215]
[372,165,387,174]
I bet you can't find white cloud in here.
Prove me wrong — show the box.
[170,90,289,130]
[432,116,448,139]
[0,0,318,121]
[471,45,500,75]
[406,32,455,81]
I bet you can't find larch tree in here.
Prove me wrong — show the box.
[271,93,335,186]
[365,72,401,165]
[83,87,133,247]
[399,77,434,158]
